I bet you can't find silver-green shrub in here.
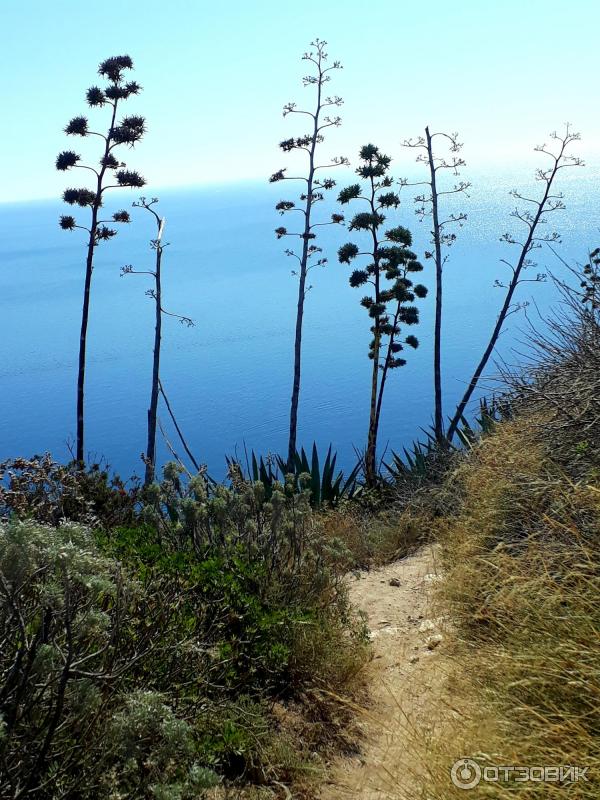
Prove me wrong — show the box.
[0,520,218,798]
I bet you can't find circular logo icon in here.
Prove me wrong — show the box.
[451,758,482,790]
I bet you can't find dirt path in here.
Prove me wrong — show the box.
[319,545,447,799]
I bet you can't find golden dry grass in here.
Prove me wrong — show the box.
[401,416,600,799]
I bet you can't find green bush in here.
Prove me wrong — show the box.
[140,462,313,571]
[0,454,138,527]
[100,691,220,799]
[0,467,370,797]
[0,519,200,798]
[104,463,368,697]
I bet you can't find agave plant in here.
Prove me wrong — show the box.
[276,444,361,507]
[386,399,506,482]
[384,434,441,481]
[228,444,360,508]
[454,397,504,449]
[250,452,279,492]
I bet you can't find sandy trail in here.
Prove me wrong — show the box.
[319,545,447,799]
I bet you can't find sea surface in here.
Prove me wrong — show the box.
[0,168,597,480]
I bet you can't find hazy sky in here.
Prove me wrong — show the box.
[2,0,598,202]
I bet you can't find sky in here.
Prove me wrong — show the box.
[2,0,599,202]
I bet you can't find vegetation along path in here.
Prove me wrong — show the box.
[320,545,447,800]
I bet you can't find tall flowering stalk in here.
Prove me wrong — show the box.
[56,55,146,463]
[122,198,193,486]
[270,39,347,469]
[401,129,469,442]
[446,126,583,441]
[338,145,428,486]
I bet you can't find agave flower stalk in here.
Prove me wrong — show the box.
[270,39,347,470]
[122,198,193,486]
[401,129,469,442]
[338,145,428,486]
[446,126,583,441]
[57,55,146,463]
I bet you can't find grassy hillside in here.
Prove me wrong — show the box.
[406,271,600,798]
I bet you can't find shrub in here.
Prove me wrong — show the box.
[317,506,430,569]
[100,691,220,799]
[0,462,370,796]
[106,464,370,698]
[140,461,314,581]
[0,454,138,527]
[400,262,600,798]
[0,513,366,797]
[0,520,150,797]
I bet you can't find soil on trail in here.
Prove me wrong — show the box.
[319,546,447,799]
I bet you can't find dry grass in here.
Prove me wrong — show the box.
[317,261,600,798]
[401,416,600,798]
[317,504,436,571]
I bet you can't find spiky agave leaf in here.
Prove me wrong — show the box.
[277,444,359,506]
[321,446,334,496]
[310,443,321,507]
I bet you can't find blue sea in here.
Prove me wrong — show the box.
[0,168,597,480]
